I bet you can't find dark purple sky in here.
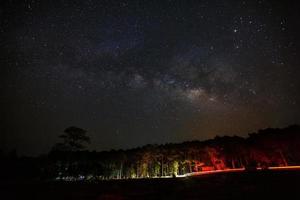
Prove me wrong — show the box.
[1,0,300,155]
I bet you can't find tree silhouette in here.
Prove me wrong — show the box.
[53,126,90,152]
[43,124,300,180]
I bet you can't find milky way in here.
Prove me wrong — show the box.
[1,0,300,155]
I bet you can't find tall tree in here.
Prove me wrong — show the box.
[53,126,90,152]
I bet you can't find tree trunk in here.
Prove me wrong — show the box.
[231,159,235,169]
[161,157,164,177]
[279,149,288,166]
[120,163,123,179]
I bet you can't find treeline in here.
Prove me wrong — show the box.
[1,125,300,181]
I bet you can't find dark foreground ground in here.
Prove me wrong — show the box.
[2,170,300,200]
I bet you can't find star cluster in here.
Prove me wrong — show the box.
[1,0,299,155]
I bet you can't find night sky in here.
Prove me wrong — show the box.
[1,0,300,156]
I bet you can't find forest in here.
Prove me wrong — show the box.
[1,125,300,181]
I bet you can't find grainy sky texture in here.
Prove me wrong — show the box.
[1,0,300,155]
